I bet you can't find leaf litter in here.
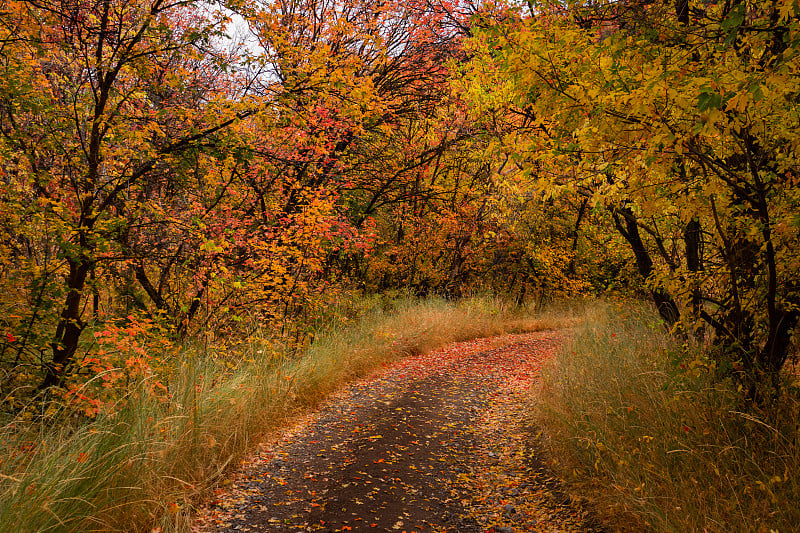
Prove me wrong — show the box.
[192,331,604,532]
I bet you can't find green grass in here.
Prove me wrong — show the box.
[533,301,800,532]
[0,294,563,532]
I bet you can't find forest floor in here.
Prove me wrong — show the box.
[192,331,605,533]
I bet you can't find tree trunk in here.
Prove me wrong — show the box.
[42,258,91,389]
[613,207,680,325]
[683,217,703,320]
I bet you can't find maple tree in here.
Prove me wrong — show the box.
[460,0,800,388]
[241,0,526,299]
[0,0,259,391]
[0,0,532,403]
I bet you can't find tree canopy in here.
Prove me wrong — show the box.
[459,0,800,390]
[0,0,798,408]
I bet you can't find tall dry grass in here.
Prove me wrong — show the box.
[533,302,800,532]
[0,294,561,532]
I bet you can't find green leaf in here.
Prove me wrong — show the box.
[721,3,745,45]
[697,90,722,111]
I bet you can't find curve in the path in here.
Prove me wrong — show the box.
[195,332,603,533]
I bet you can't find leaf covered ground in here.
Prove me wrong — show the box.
[193,332,604,532]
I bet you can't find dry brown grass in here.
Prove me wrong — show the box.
[0,294,559,532]
[533,301,800,532]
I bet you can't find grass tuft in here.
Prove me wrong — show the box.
[0,294,563,532]
[533,301,800,532]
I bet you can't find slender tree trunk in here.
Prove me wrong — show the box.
[684,218,703,319]
[567,198,588,276]
[42,258,91,389]
[613,207,680,325]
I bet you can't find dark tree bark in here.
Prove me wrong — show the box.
[683,218,703,320]
[42,257,92,389]
[613,206,680,326]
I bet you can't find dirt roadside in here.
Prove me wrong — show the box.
[192,331,604,533]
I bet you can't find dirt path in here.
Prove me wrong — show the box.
[193,331,603,533]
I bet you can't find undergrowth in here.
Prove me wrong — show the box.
[533,302,800,532]
[0,294,563,532]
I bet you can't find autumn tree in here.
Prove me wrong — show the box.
[461,0,800,389]
[0,0,256,390]
[240,0,519,298]
[0,0,519,399]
